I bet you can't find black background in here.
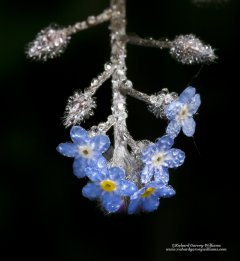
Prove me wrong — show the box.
[0,0,239,260]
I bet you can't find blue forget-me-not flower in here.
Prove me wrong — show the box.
[56,126,110,178]
[141,135,185,184]
[83,166,137,213]
[128,181,176,214]
[165,86,201,138]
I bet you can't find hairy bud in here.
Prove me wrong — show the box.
[170,34,216,65]
[148,89,178,118]
[63,91,96,127]
[26,25,70,61]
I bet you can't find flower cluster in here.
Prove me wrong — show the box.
[57,126,137,213]
[57,126,110,178]
[57,87,201,214]
[27,1,205,215]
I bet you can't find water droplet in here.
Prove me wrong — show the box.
[98,123,105,131]
[124,80,133,88]
[87,16,96,25]
[173,151,178,156]
[91,78,98,86]
[104,62,112,71]
[117,69,124,76]
[118,103,124,110]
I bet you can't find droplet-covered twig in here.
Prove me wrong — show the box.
[126,34,171,49]
[121,82,178,118]
[126,33,217,65]
[63,62,116,127]
[88,115,116,136]
[26,8,112,61]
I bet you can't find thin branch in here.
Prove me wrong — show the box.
[63,62,116,127]
[110,0,129,168]
[85,62,116,95]
[127,34,217,65]
[121,83,178,119]
[88,115,116,136]
[67,8,113,35]
[127,35,172,49]
[120,81,151,103]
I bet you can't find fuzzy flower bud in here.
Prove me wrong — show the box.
[148,89,178,118]
[63,91,96,127]
[26,24,70,61]
[170,34,216,65]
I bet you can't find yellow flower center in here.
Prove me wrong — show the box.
[178,104,189,121]
[78,145,93,159]
[141,187,155,198]
[100,180,117,192]
[152,152,165,167]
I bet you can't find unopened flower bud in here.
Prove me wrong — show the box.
[170,34,216,65]
[63,91,96,127]
[26,24,70,61]
[148,89,178,118]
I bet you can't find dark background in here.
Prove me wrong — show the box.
[0,0,239,260]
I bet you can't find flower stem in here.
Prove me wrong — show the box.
[127,35,171,49]
[110,0,128,167]
[67,8,113,35]
[121,83,151,104]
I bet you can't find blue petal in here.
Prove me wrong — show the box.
[101,192,122,213]
[73,158,87,178]
[179,86,196,104]
[153,167,169,184]
[164,149,185,168]
[165,100,182,120]
[155,185,176,198]
[166,120,181,139]
[118,180,138,196]
[70,126,89,143]
[107,167,125,181]
[128,198,141,214]
[148,181,166,189]
[56,142,77,157]
[86,167,106,182]
[156,135,174,151]
[182,117,196,137]
[189,94,201,115]
[141,166,154,184]
[82,183,102,200]
[147,180,166,188]
[142,195,160,212]
[90,156,108,173]
[141,144,156,163]
[130,188,144,200]
[90,135,110,154]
